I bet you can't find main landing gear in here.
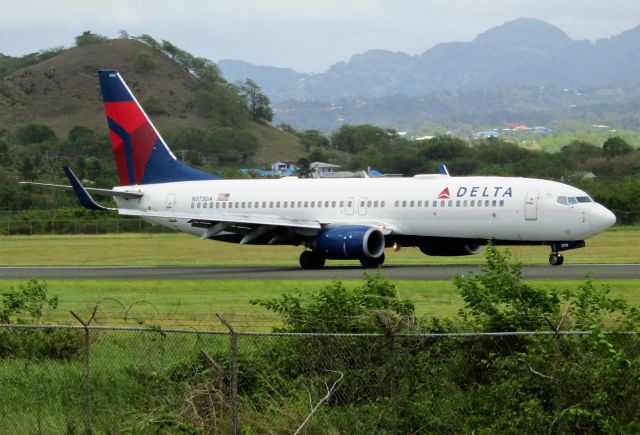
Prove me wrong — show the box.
[299,250,326,269]
[549,252,564,266]
[299,251,386,269]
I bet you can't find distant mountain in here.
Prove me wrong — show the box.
[219,18,640,103]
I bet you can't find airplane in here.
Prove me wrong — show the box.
[21,69,617,269]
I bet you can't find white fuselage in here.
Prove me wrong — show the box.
[114,175,615,244]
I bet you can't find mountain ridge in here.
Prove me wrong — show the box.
[218,18,640,103]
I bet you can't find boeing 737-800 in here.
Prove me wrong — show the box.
[22,70,616,269]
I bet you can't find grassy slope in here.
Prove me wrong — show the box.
[0,39,304,160]
[0,226,638,266]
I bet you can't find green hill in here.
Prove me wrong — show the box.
[0,38,304,161]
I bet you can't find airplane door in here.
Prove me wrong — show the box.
[166,193,176,210]
[358,197,368,216]
[345,197,354,216]
[525,189,539,221]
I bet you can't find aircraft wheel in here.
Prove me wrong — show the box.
[300,251,325,269]
[360,253,385,268]
[549,253,564,266]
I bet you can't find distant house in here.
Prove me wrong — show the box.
[271,161,297,175]
[311,162,342,177]
[473,129,500,139]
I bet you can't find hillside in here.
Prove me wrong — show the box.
[0,39,304,160]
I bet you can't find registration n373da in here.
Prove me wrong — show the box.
[22,70,616,269]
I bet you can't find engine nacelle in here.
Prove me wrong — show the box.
[316,226,385,260]
[419,243,483,257]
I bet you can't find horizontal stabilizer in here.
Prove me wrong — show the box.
[19,182,142,199]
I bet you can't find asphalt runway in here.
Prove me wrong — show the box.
[0,264,638,280]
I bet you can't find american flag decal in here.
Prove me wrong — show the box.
[217,192,230,201]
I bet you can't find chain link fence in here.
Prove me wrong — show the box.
[1,321,638,434]
[1,218,176,235]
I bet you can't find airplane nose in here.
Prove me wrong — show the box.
[591,206,616,233]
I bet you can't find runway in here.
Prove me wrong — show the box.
[0,264,638,280]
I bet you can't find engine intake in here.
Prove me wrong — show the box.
[419,243,483,257]
[316,226,385,260]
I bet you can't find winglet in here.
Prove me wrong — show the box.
[63,167,114,211]
[438,163,450,176]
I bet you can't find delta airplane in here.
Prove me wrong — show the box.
[23,69,616,269]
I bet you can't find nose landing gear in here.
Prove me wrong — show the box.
[549,252,564,266]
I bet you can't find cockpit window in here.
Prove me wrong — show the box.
[558,195,592,206]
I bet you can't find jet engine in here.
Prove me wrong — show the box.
[316,225,385,260]
[419,243,483,256]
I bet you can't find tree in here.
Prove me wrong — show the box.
[133,53,157,74]
[330,124,388,154]
[295,157,312,178]
[238,79,273,122]
[204,127,259,163]
[602,136,633,157]
[74,31,108,47]
[15,124,56,145]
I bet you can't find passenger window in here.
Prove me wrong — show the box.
[395,200,399,207]
[402,200,407,207]
[210,202,214,208]
[283,201,287,208]
[276,201,280,208]
[456,200,460,207]
[424,201,429,208]
[318,201,322,208]
[216,202,220,208]
[222,202,226,209]
[197,202,201,208]
[360,200,365,208]
[254,201,258,208]
[477,201,481,207]
[485,200,490,207]
[248,202,252,208]
[311,201,315,207]
[304,201,308,208]
[381,201,385,207]
[228,202,233,209]
[432,201,437,207]
[325,201,330,207]
[440,200,445,207]
[262,201,266,208]
[374,200,379,208]
[332,201,336,208]
[417,200,422,207]
[340,201,344,208]
[448,200,453,207]
[241,202,245,208]
[203,202,207,208]
[269,201,274,208]
[492,200,497,207]
[463,200,468,207]
[499,200,504,207]
[191,202,195,209]
[410,200,414,207]
[298,201,302,208]
[367,201,372,207]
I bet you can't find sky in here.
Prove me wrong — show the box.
[0,0,638,73]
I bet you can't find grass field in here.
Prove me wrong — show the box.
[1,277,637,331]
[1,225,639,266]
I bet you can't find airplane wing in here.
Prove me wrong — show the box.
[118,208,397,244]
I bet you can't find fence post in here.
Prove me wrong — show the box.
[71,307,98,435]
[544,306,569,435]
[217,314,238,435]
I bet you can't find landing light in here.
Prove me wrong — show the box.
[393,242,402,252]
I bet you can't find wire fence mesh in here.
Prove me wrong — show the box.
[0,323,638,434]
[1,218,177,235]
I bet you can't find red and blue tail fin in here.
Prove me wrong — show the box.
[98,69,220,185]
